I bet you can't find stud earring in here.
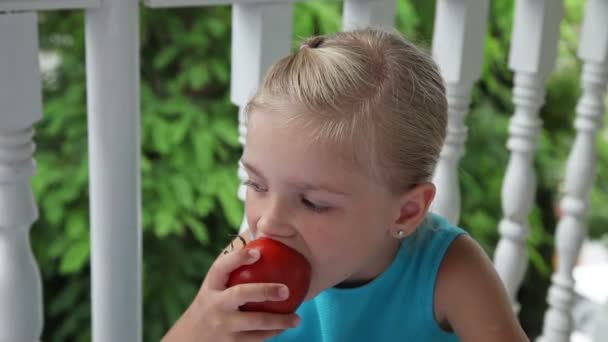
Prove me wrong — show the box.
[397,230,405,238]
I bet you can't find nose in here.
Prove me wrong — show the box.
[255,195,297,239]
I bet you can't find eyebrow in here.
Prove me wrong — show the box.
[240,159,351,196]
[241,160,265,180]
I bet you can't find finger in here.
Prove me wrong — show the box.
[235,329,286,342]
[222,283,289,310]
[229,311,300,332]
[206,247,260,290]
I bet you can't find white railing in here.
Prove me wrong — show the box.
[430,0,489,224]
[1,0,141,341]
[1,0,606,341]
[493,0,563,313]
[538,0,608,341]
[85,0,142,340]
[0,12,44,340]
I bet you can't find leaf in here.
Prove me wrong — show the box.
[151,117,172,154]
[211,115,240,147]
[188,65,210,90]
[210,58,229,83]
[216,172,244,229]
[171,115,192,146]
[303,2,340,34]
[171,175,194,209]
[396,0,420,37]
[60,239,90,274]
[163,290,184,327]
[154,208,177,237]
[528,246,551,276]
[66,211,87,239]
[153,46,179,70]
[293,4,315,42]
[53,300,90,342]
[207,17,225,38]
[141,154,152,173]
[193,130,215,172]
[185,215,210,244]
[44,199,65,226]
[49,281,84,315]
[195,196,215,216]
[48,236,70,258]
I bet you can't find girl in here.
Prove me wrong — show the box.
[163,27,528,342]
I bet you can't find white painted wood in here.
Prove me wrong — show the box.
[144,0,308,9]
[230,2,293,233]
[537,1,608,341]
[592,299,608,342]
[430,0,489,224]
[85,0,142,340]
[0,11,44,342]
[0,15,43,131]
[492,0,563,312]
[577,0,608,64]
[342,0,396,30]
[0,0,99,11]
[230,2,293,107]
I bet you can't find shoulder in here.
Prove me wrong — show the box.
[433,234,529,342]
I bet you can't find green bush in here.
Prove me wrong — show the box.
[31,1,607,341]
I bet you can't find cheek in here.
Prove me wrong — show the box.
[244,196,262,233]
[302,220,353,272]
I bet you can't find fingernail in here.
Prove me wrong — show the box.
[278,286,289,299]
[248,249,260,260]
[292,316,300,327]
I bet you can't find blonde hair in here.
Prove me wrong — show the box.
[245,27,447,195]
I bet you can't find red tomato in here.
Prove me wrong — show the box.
[226,237,311,314]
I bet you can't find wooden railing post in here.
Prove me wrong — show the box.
[342,0,396,30]
[538,0,608,341]
[0,11,44,342]
[493,0,564,312]
[85,0,142,340]
[430,0,489,224]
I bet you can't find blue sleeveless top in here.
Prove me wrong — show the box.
[267,213,466,342]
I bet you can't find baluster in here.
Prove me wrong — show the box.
[493,0,563,312]
[430,0,489,224]
[538,1,608,341]
[230,2,293,233]
[342,0,396,30]
[85,0,141,340]
[0,11,44,341]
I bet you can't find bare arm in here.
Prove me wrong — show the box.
[434,235,529,342]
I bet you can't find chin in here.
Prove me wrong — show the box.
[302,282,324,301]
[302,277,335,301]
[303,290,321,302]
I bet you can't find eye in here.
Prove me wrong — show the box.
[242,180,267,192]
[301,197,330,213]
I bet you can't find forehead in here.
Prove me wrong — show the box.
[246,102,370,161]
[244,110,366,188]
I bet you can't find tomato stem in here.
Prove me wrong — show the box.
[222,234,247,255]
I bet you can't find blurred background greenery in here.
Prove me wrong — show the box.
[32,0,608,340]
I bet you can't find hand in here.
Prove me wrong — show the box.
[162,247,301,342]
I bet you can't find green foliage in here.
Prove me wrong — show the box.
[32,0,608,341]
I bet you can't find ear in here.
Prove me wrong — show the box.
[392,182,436,238]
